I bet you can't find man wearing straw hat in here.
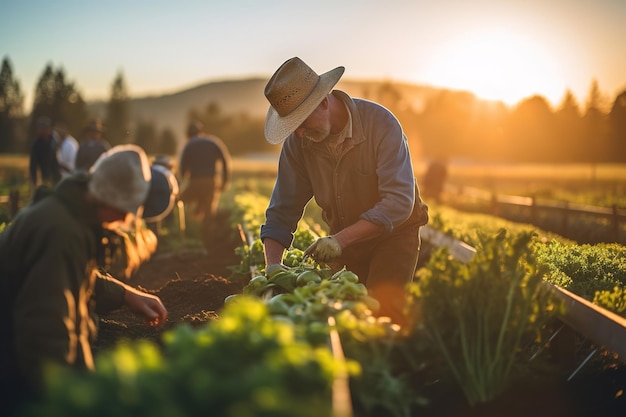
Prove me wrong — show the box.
[260,57,429,325]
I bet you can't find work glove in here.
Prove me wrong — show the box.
[265,263,288,277]
[304,236,342,263]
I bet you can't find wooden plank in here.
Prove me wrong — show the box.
[327,316,353,417]
[420,225,476,263]
[497,194,533,206]
[544,282,626,358]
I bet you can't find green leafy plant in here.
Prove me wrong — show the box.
[537,240,626,302]
[408,229,560,406]
[21,298,344,417]
[593,286,626,316]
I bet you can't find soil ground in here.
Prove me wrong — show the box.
[93,212,626,417]
[95,210,245,352]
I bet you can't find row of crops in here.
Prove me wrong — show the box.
[16,178,626,416]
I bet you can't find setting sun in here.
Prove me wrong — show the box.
[421,27,565,106]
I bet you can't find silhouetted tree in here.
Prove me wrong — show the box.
[0,56,25,152]
[554,89,585,161]
[417,91,481,160]
[608,89,626,161]
[30,64,89,142]
[218,113,268,156]
[105,71,131,145]
[30,63,56,138]
[359,81,425,158]
[504,95,556,162]
[134,119,158,154]
[187,102,271,156]
[582,79,610,162]
[55,71,89,138]
[158,127,178,155]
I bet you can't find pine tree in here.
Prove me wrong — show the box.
[555,89,585,161]
[609,89,626,160]
[134,119,158,154]
[158,127,178,155]
[0,56,25,152]
[29,63,56,140]
[30,64,89,141]
[105,71,131,146]
[583,79,610,162]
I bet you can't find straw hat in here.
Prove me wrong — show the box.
[264,57,344,144]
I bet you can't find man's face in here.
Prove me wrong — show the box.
[98,205,134,231]
[294,99,330,143]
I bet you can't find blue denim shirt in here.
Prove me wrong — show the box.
[260,90,428,249]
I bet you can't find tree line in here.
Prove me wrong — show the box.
[0,57,273,158]
[0,57,177,156]
[1,55,625,163]
[365,81,626,164]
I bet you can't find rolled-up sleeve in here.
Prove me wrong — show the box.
[94,271,126,314]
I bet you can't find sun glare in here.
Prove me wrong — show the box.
[422,28,563,106]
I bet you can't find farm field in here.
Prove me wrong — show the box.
[3,157,626,416]
[91,204,626,417]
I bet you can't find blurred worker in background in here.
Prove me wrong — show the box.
[144,155,179,241]
[0,144,169,414]
[75,119,111,172]
[28,116,61,188]
[54,122,79,178]
[421,158,449,204]
[260,57,429,326]
[178,121,231,249]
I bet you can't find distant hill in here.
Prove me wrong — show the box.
[87,77,452,143]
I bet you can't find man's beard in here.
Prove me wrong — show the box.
[302,126,330,143]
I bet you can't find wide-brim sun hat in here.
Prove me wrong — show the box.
[88,144,152,216]
[264,57,344,144]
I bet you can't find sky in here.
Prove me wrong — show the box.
[2,0,625,112]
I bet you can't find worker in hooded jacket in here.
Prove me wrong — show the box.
[0,144,169,414]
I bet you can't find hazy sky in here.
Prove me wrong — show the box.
[2,0,625,111]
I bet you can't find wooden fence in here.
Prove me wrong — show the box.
[0,189,20,219]
[445,184,626,243]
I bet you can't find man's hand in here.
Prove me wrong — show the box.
[304,236,342,262]
[123,286,168,329]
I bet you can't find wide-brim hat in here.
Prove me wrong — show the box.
[264,57,344,144]
[88,144,151,216]
[143,165,179,223]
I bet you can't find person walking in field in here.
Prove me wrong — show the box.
[54,122,79,178]
[74,119,111,172]
[178,121,231,249]
[0,144,169,414]
[28,116,61,188]
[260,57,429,325]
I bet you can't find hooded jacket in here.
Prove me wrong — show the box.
[0,174,126,393]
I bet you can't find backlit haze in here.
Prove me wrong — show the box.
[2,0,625,111]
